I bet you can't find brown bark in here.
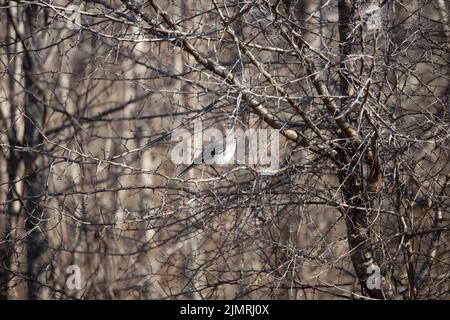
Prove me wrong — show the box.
[22,4,48,299]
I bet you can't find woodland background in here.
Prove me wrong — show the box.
[0,0,449,299]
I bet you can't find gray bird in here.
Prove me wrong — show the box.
[177,138,236,178]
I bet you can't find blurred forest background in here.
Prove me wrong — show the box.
[0,0,449,299]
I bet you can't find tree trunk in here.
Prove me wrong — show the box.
[22,4,48,299]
